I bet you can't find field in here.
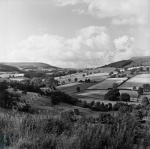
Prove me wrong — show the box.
[75,89,139,104]
[88,67,116,73]
[9,77,30,81]
[119,74,150,89]
[57,82,82,88]
[0,73,24,78]
[88,78,127,90]
[55,72,108,84]
[57,82,97,94]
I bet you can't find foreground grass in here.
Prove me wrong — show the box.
[1,107,150,149]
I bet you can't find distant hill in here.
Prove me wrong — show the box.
[0,64,20,72]
[130,56,150,60]
[127,56,150,67]
[101,56,150,69]
[0,62,60,70]
[101,60,133,68]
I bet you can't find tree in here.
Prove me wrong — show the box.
[141,97,149,107]
[74,78,78,82]
[108,103,112,110]
[133,110,144,120]
[0,83,8,92]
[143,84,149,92]
[139,67,143,72]
[82,74,85,77]
[93,102,100,111]
[146,67,149,72]
[104,89,120,101]
[81,101,87,108]
[109,72,113,76]
[120,93,130,102]
[133,86,136,91]
[85,79,90,83]
[137,87,144,101]
[112,83,118,89]
[137,87,144,96]
[130,69,135,75]
[76,86,81,92]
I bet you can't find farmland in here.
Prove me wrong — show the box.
[55,72,109,84]
[88,78,127,90]
[57,82,97,94]
[119,74,150,89]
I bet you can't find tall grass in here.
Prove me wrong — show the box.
[0,109,150,149]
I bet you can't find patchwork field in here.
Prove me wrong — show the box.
[76,89,138,100]
[9,77,30,81]
[88,78,127,90]
[57,82,82,88]
[119,74,150,89]
[77,96,139,106]
[88,67,116,73]
[0,73,24,78]
[55,72,108,84]
[57,82,97,94]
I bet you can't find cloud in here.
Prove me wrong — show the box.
[114,36,135,50]
[54,0,149,25]
[72,9,85,14]
[54,0,81,6]
[7,26,112,68]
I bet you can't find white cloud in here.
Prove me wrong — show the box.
[54,0,81,6]
[72,9,85,14]
[54,0,149,25]
[7,26,112,68]
[114,36,134,50]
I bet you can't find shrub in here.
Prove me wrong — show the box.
[141,97,149,107]
[137,87,144,96]
[76,86,81,92]
[104,89,120,101]
[120,93,130,102]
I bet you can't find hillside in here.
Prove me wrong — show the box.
[100,56,150,69]
[101,60,133,68]
[0,62,60,70]
[126,56,150,67]
[0,64,20,72]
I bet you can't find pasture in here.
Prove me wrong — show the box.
[76,89,139,101]
[119,74,150,89]
[57,82,97,94]
[0,73,24,78]
[57,82,82,88]
[88,67,116,73]
[88,78,127,90]
[55,72,108,84]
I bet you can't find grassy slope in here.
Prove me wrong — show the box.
[0,64,20,72]
[101,60,133,68]
[1,62,59,69]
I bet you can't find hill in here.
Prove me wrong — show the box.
[0,64,20,72]
[0,62,60,70]
[101,56,150,69]
[101,60,133,68]
[126,56,150,67]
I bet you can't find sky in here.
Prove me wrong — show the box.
[0,0,150,68]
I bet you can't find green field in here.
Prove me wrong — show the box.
[57,82,97,94]
[88,78,127,90]
[119,74,150,89]
[55,72,108,84]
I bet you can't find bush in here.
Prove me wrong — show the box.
[104,89,120,101]
[120,93,130,102]
[137,87,144,96]
[76,86,81,92]
[141,97,149,107]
